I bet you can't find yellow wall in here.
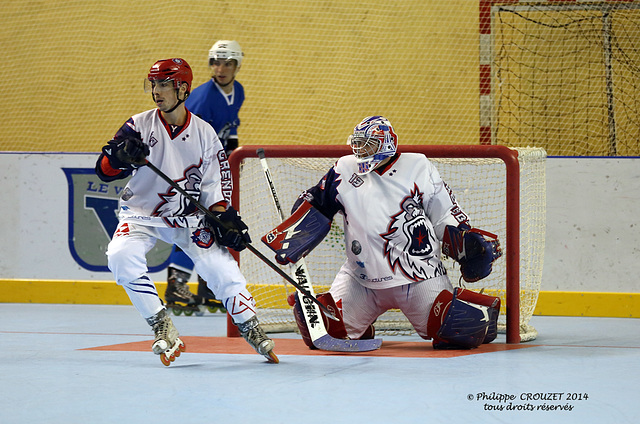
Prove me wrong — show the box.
[2,1,638,154]
[0,0,479,153]
[1,279,639,318]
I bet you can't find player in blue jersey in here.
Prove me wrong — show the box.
[186,40,245,155]
[164,41,246,315]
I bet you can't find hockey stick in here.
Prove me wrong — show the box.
[143,160,339,322]
[257,148,382,352]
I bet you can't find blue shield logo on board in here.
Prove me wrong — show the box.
[63,168,171,272]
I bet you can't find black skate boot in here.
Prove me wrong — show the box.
[197,276,227,313]
[236,316,279,363]
[165,267,202,316]
[146,309,185,366]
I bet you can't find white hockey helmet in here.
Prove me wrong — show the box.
[208,40,244,70]
[347,116,398,175]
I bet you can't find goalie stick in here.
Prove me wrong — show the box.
[257,148,382,352]
[143,160,339,322]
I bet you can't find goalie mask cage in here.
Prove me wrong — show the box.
[228,145,546,344]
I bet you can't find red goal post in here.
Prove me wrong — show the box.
[229,145,546,344]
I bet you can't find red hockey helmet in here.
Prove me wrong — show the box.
[147,58,193,94]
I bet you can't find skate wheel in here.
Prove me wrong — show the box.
[207,306,217,313]
[171,308,182,316]
[195,310,205,317]
[184,309,194,316]
[267,351,279,364]
[179,342,186,352]
[160,354,171,366]
[174,349,181,358]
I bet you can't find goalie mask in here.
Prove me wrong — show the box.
[348,116,398,175]
[208,40,244,74]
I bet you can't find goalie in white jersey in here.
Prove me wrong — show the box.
[95,58,277,364]
[264,116,503,349]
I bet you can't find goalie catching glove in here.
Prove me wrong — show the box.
[205,206,252,252]
[442,224,502,282]
[261,200,332,265]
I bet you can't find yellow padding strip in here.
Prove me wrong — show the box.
[0,279,148,305]
[533,291,640,318]
[1,280,638,318]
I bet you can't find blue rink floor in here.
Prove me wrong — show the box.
[1,303,638,424]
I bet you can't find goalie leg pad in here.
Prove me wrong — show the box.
[287,292,350,349]
[455,288,501,344]
[262,200,332,265]
[426,288,500,349]
[288,291,316,349]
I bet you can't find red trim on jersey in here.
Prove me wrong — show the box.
[157,109,192,140]
[100,155,122,176]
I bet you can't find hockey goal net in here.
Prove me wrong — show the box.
[229,145,546,343]
[482,0,640,155]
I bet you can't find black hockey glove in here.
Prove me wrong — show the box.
[103,132,149,169]
[205,206,252,252]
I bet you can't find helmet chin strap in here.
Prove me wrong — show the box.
[153,89,188,114]
[164,97,184,114]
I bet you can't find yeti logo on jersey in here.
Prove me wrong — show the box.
[153,162,203,220]
[380,184,444,282]
[191,227,214,248]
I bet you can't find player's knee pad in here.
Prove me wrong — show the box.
[426,288,500,349]
[287,291,352,349]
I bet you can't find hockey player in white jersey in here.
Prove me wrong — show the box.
[164,40,247,316]
[264,116,503,349]
[95,58,278,364]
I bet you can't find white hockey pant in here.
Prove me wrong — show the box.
[329,272,453,339]
[106,220,257,324]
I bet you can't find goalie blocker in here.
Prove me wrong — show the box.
[261,200,332,265]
